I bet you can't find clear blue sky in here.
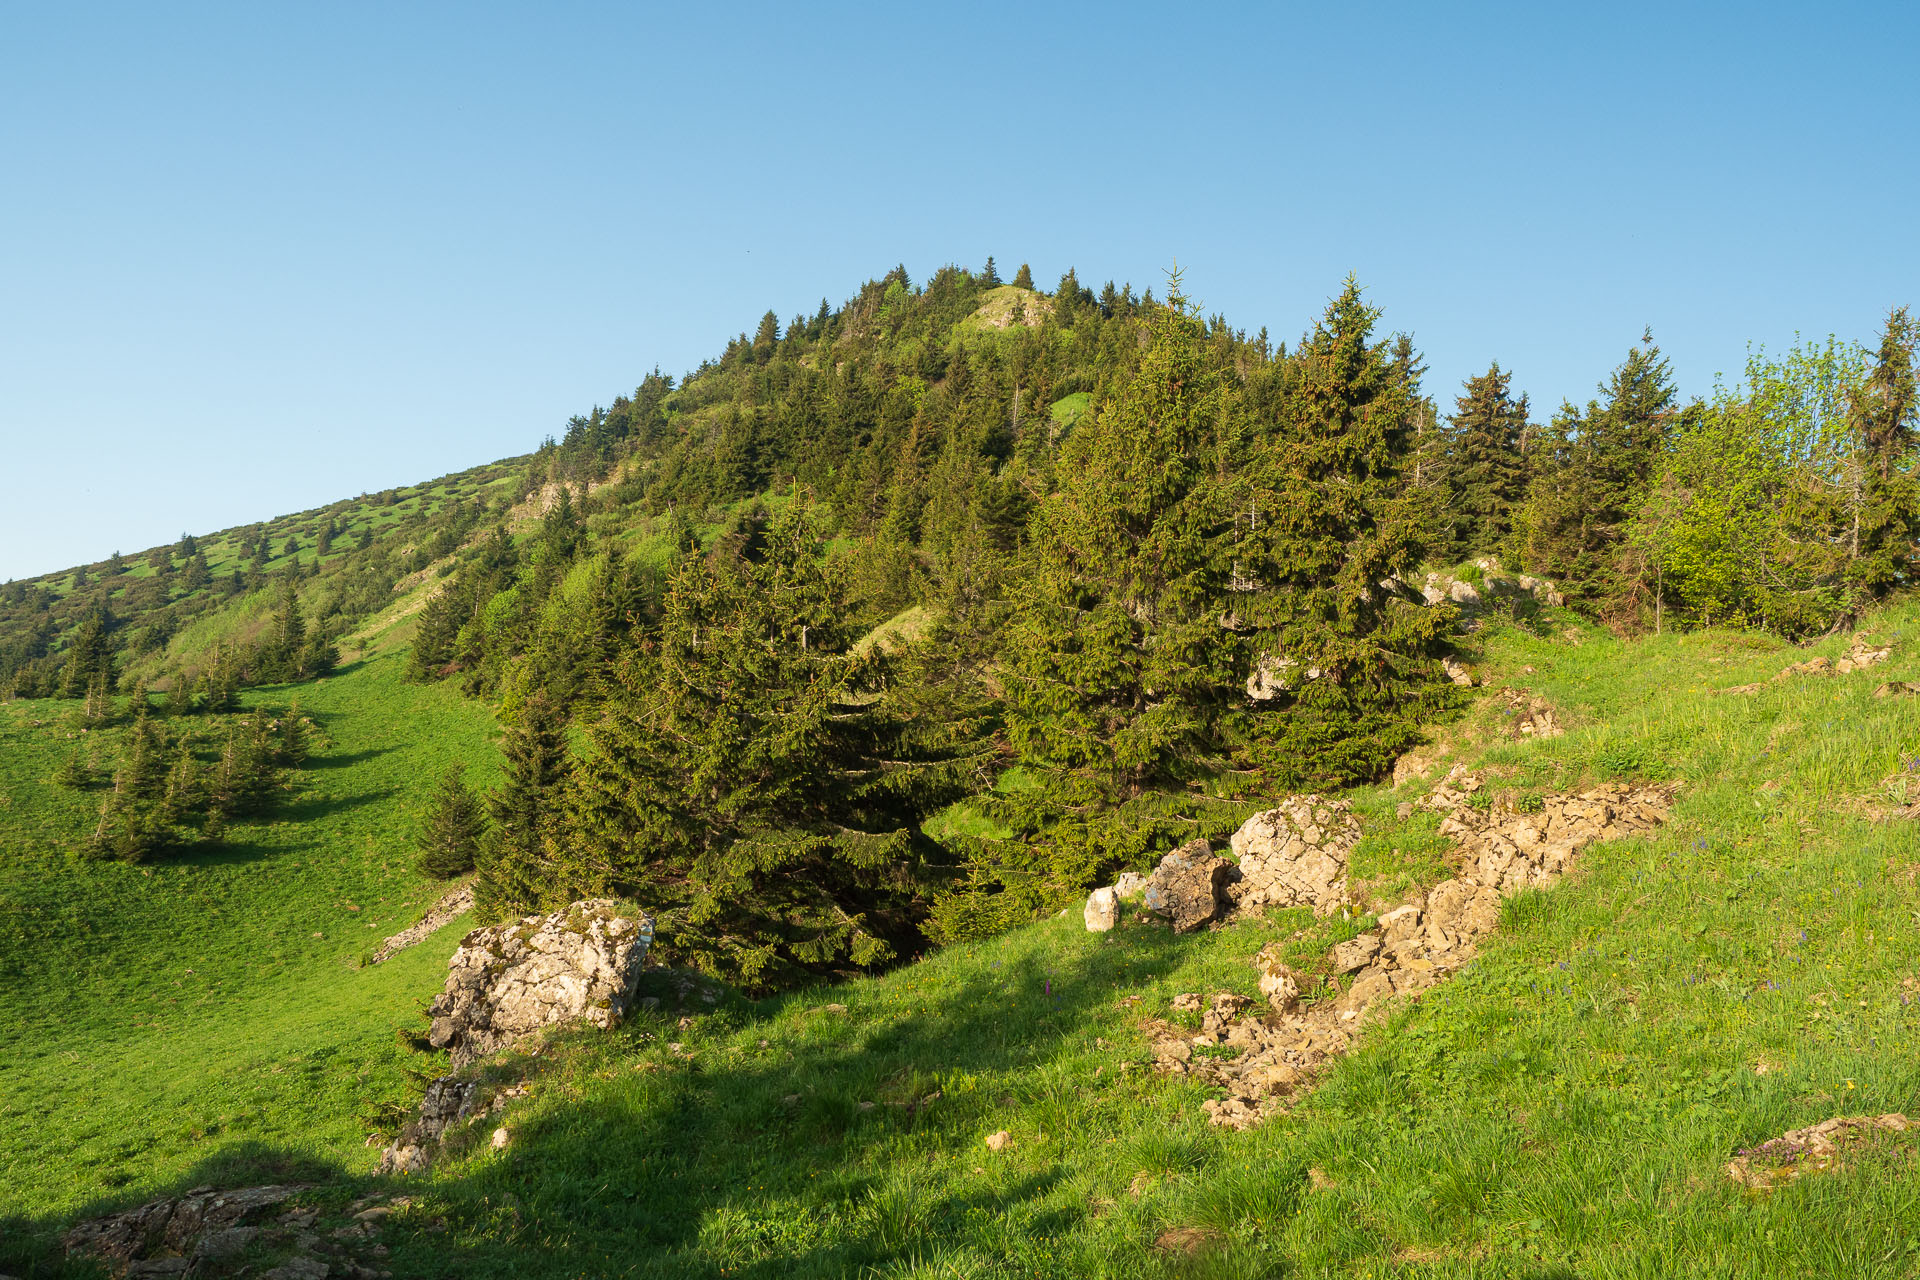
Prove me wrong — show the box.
[4,2,1916,581]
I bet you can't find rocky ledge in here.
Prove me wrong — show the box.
[379,898,652,1174]
[1131,770,1673,1128]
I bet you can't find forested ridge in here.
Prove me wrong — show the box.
[4,259,1914,989]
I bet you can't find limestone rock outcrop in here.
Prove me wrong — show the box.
[65,1185,307,1275]
[1227,796,1360,917]
[1143,839,1234,932]
[1153,771,1674,1129]
[379,900,652,1175]
[427,899,653,1069]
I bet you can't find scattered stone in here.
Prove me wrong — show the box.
[1143,839,1234,931]
[370,883,474,964]
[1442,656,1475,687]
[1113,872,1149,899]
[263,1259,331,1280]
[1245,654,1319,701]
[491,1126,511,1150]
[1498,688,1563,739]
[1875,681,1920,698]
[1327,933,1381,974]
[1837,636,1893,674]
[378,1076,482,1175]
[1254,943,1303,1012]
[1227,797,1361,917]
[1726,1114,1910,1190]
[426,899,654,1070]
[1083,886,1119,933]
[1392,752,1438,787]
[1773,635,1892,684]
[985,1130,1012,1152]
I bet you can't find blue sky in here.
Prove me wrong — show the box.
[3,1,1916,580]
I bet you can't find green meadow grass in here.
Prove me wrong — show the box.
[0,655,499,1232]
[10,604,1920,1277]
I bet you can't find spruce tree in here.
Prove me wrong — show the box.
[980,256,1001,286]
[1011,262,1034,290]
[54,746,91,789]
[942,276,1242,937]
[1844,306,1919,597]
[161,741,204,825]
[475,692,570,918]
[1521,333,1677,617]
[277,703,310,767]
[1442,362,1532,559]
[417,763,488,879]
[1227,277,1455,792]
[550,506,981,986]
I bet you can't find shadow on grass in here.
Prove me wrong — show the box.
[304,745,396,770]
[281,786,400,824]
[14,927,1244,1278]
[364,926,1228,1278]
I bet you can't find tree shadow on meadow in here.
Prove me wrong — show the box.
[373,926,1224,1278]
[303,744,395,770]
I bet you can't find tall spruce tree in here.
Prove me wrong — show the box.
[475,692,570,918]
[1442,362,1532,559]
[940,276,1244,938]
[1521,333,1677,618]
[1226,277,1455,791]
[1843,306,1919,598]
[548,506,981,987]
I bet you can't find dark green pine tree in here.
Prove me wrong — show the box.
[752,310,781,362]
[1011,263,1034,290]
[277,703,311,767]
[1521,332,1677,617]
[60,609,115,697]
[1442,362,1533,559]
[416,763,488,879]
[941,276,1243,939]
[549,505,982,988]
[265,579,306,679]
[161,741,204,825]
[980,256,1001,287]
[1227,276,1456,792]
[474,692,571,919]
[54,746,91,789]
[1845,306,1919,598]
[201,646,240,714]
[180,552,211,591]
[166,673,196,717]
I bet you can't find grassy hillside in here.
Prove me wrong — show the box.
[9,600,1920,1276]
[0,654,500,1223]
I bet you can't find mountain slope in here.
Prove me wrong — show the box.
[8,601,1920,1276]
